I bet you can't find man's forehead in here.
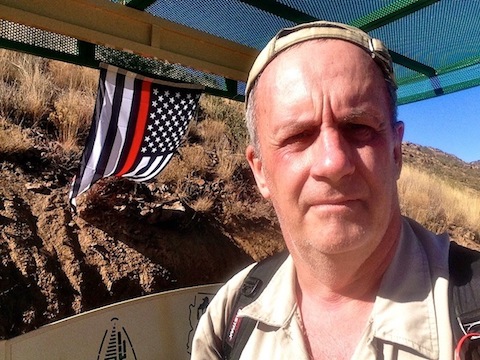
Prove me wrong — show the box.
[255,42,391,125]
[257,40,385,94]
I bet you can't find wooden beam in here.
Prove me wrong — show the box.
[0,0,257,82]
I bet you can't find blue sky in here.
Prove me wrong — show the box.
[398,85,480,163]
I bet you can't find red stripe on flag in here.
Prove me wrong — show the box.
[116,80,152,176]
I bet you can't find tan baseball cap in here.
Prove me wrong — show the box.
[245,20,396,102]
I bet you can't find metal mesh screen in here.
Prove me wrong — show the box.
[1,0,480,104]
[0,19,78,55]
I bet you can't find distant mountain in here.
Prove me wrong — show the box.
[402,142,480,192]
[471,160,480,168]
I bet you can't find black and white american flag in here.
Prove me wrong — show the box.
[69,64,203,208]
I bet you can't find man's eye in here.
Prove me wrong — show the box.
[284,131,309,143]
[343,124,376,142]
[281,130,315,149]
[291,131,310,141]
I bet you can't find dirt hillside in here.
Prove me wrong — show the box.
[0,147,285,339]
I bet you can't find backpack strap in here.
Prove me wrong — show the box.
[222,250,289,360]
[449,241,480,359]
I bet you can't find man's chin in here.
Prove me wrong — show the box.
[302,224,371,255]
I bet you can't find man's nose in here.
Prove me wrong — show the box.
[309,127,355,182]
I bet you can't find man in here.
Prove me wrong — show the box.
[192,21,456,359]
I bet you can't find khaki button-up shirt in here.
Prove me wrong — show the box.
[192,217,453,359]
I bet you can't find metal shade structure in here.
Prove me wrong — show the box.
[0,0,479,104]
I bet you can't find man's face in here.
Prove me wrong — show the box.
[247,40,404,262]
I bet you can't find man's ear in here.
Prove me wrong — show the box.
[246,144,271,199]
[393,121,404,179]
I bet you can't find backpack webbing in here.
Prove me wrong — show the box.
[222,242,480,360]
[222,250,288,360]
[449,241,480,359]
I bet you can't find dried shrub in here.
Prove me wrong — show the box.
[222,190,275,224]
[9,54,54,125]
[199,95,248,152]
[48,60,98,94]
[216,152,242,181]
[0,117,34,154]
[0,49,22,84]
[180,144,210,176]
[157,156,189,185]
[48,89,95,151]
[156,145,210,189]
[197,119,230,151]
[190,196,215,213]
[0,83,17,118]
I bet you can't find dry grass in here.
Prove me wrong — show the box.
[0,50,97,152]
[0,49,28,84]
[197,118,231,151]
[190,196,215,213]
[156,145,210,188]
[216,152,242,180]
[199,95,248,152]
[157,156,189,185]
[0,83,17,118]
[0,50,54,125]
[48,61,98,94]
[399,164,480,234]
[180,144,211,175]
[0,116,34,154]
[48,89,95,151]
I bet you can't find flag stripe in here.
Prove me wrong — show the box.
[130,153,174,182]
[128,155,162,178]
[112,77,143,175]
[69,68,107,201]
[116,80,152,176]
[75,68,118,194]
[91,71,126,184]
[104,73,136,177]
[121,156,154,178]
[138,154,173,181]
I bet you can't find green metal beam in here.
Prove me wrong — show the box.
[77,40,96,63]
[0,37,248,102]
[350,0,440,77]
[126,0,155,11]
[390,50,437,77]
[351,0,440,32]
[398,78,480,105]
[238,0,316,24]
